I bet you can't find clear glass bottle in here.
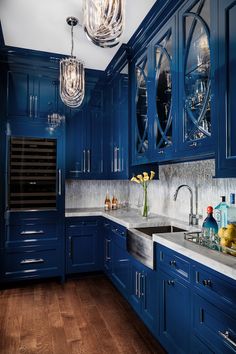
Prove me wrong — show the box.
[228,193,236,224]
[214,196,229,228]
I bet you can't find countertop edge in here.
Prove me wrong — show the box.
[154,235,236,281]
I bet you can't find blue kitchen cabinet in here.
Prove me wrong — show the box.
[110,223,130,299]
[156,245,191,354]
[109,72,129,179]
[177,0,217,158]
[216,0,236,177]
[131,50,150,165]
[149,17,177,162]
[6,65,63,120]
[103,220,112,277]
[191,262,236,353]
[66,217,102,274]
[66,108,86,178]
[130,257,158,336]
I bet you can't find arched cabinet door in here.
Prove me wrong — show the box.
[132,53,149,164]
[179,0,216,156]
[151,18,177,161]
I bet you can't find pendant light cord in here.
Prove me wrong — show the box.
[71,24,74,57]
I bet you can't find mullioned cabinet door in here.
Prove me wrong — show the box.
[216,0,236,177]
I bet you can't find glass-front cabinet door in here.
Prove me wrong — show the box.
[132,53,149,164]
[179,0,216,156]
[150,18,177,161]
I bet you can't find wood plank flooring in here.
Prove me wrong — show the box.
[0,274,166,354]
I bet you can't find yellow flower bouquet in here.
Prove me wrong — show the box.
[131,171,155,217]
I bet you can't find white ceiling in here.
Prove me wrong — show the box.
[0,0,156,70]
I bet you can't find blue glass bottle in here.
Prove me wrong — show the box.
[202,206,219,248]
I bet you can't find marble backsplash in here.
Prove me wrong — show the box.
[66,159,236,224]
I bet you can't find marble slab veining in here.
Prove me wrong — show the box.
[65,207,236,280]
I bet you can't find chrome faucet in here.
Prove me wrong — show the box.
[173,184,200,226]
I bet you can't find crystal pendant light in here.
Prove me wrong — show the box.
[60,17,85,108]
[83,0,125,48]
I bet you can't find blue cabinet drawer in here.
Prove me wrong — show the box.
[66,217,99,236]
[3,247,61,280]
[193,265,236,309]
[6,222,61,246]
[157,245,190,282]
[193,293,236,354]
[111,225,127,249]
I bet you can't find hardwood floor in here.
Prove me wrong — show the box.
[0,275,166,354]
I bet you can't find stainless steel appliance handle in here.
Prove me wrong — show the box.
[58,169,62,196]
[34,95,38,118]
[83,150,86,173]
[20,258,44,265]
[20,230,44,235]
[87,149,91,173]
[218,331,236,348]
[29,95,33,117]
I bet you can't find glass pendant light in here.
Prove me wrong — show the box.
[60,17,85,108]
[83,0,125,48]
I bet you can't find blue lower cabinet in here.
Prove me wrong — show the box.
[111,225,130,299]
[130,258,158,336]
[158,269,191,354]
[66,217,102,274]
[103,220,112,277]
[191,335,214,354]
[193,293,236,354]
[2,245,62,281]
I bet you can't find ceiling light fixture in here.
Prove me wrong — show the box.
[83,0,125,48]
[60,17,85,108]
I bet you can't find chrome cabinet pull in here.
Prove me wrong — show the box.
[113,147,117,172]
[87,149,91,173]
[189,142,197,147]
[34,95,38,117]
[141,274,145,297]
[135,271,138,296]
[116,147,120,172]
[138,272,141,298]
[219,331,236,348]
[169,260,176,267]
[20,258,44,265]
[69,236,72,258]
[158,150,164,154]
[20,230,44,235]
[167,280,175,286]
[58,169,62,196]
[83,150,86,173]
[106,239,111,260]
[29,95,33,117]
[202,279,212,287]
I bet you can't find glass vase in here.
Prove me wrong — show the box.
[142,186,148,217]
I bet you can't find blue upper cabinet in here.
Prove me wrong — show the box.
[178,0,216,158]
[216,0,236,177]
[131,51,150,165]
[107,69,129,179]
[6,65,64,121]
[149,17,177,162]
[65,78,106,179]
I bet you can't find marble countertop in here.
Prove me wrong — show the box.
[65,207,197,230]
[65,207,236,281]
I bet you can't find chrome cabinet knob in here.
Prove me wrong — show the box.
[167,280,175,286]
[202,279,212,287]
[169,260,176,267]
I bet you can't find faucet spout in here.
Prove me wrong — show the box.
[173,184,194,225]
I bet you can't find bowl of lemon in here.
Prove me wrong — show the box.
[218,223,236,256]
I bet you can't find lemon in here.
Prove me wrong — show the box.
[220,237,232,248]
[227,223,236,230]
[218,227,227,238]
[224,228,236,241]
